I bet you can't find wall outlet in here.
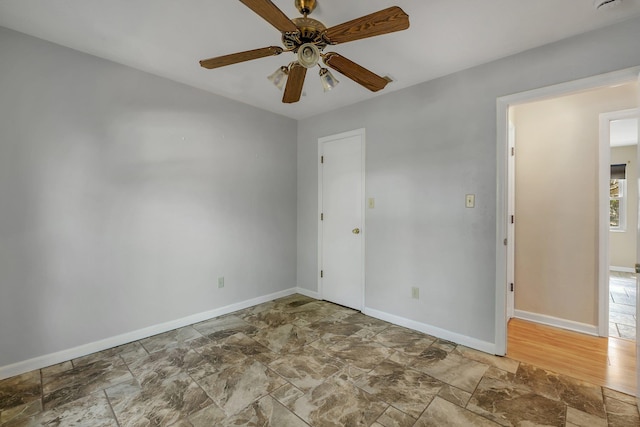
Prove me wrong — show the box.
[368,198,375,209]
[411,287,419,299]
[218,276,224,288]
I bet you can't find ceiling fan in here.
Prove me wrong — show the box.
[199,0,410,103]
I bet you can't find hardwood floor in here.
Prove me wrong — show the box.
[507,318,637,396]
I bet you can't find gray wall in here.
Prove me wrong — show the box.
[0,27,297,367]
[297,17,640,345]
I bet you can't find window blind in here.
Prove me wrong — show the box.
[611,164,627,180]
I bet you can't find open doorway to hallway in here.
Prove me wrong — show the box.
[608,111,639,341]
[509,82,637,337]
[501,79,639,395]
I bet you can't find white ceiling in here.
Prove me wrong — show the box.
[1,0,640,120]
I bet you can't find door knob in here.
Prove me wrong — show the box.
[352,228,360,234]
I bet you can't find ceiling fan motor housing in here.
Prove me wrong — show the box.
[282,17,327,51]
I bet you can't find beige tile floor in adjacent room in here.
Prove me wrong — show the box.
[610,272,637,341]
[1,294,639,426]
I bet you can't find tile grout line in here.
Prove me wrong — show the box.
[457,346,507,426]
[3,296,637,426]
[103,389,122,427]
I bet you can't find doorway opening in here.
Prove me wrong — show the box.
[495,67,640,396]
[604,109,639,341]
[507,85,637,337]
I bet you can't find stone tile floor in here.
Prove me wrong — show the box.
[610,272,637,340]
[0,294,638,426]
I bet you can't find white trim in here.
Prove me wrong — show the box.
[636,72,640,405]
[610,266,636,273]
[364,307,496,355]
[317,128,366,311]
[0,288,298,381]
[601,108,640,125]
[514,310,599,336]
[506,120,516,320]
[1,287,501,381]
[317,139,324,300]
[495,96,509,356]
[598,108,638,336]
[295,286,321,300]
[598,111,612,336]
[495,66,640,356]
[496,68,640,107]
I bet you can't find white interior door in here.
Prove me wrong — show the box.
[319,129,365,310]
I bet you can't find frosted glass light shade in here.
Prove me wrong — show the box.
[319,68,339,92]
[267,66,289,90]
[298,43,320,69]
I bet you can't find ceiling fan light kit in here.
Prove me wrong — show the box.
[319,67,339,92]
[267,66,289,90]
[199,0,410,103]
[297,43,320,68]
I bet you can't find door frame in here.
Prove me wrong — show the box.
[598,107,639,336]
[317,128,366,310]
[495,66,640,356]
[506,119,516,320]
[636,71,640,406]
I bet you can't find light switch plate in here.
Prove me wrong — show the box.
[368,198,375,209]
[465,194,475,208]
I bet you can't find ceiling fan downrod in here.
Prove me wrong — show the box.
[295,0,316,16]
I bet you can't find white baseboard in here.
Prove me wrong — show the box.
[363,307,496,355]
[514,310,599,336]
[610,266,635,273]
[1,288,500,380]
[295,287,320,300]
[0,287,300,381]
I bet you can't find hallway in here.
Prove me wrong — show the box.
[508,318,636,396]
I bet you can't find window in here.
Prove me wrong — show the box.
[610,164,627,231]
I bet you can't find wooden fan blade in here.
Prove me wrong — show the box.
[323,52,389,92]
[199,46,283,69]
[239,0,298,33]
[283,63,307,103]
[324,6,409,45]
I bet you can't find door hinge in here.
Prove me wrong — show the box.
[320,213,323,221]
[503,238,508,246]
[320,270,323,278]
[511,147,515,156]
[320,156,324,164]
[510,283,514,292]
[635,264,640,274]
[511,215,514,224]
